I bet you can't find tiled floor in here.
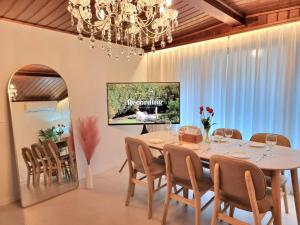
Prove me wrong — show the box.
[0,168,297,225]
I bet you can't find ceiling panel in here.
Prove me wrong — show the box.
[10,65,68,102]
[0,0,299,50]
[223,0,300,15]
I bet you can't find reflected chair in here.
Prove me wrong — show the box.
[42,140,64,183]
[32,143,61,185]
[30,144,49,185]
[212,128,243,140]
[250,133,291,214]
[210,155,273,225]
[21,147,37,186]
[125,137,166,219]
[161,144,213,225]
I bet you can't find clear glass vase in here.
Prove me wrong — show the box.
[204,128,210,143]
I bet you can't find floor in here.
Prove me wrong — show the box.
[20,180,78,207]
[0,168,297,225]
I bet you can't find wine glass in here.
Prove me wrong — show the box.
[214,129,224,143]
[224,128,233,140]
[266,134,277,152]
[165,118,172,132]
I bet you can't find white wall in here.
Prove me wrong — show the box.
[0,20,148,206]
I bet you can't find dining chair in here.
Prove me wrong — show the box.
[161,144,213,225]
[212,128,243,140]
[42,140,64,183]
[250,133,290,213]
[210,155,273,225]
[30,144,49,185]
[125,137,166,219]
[21,147,37,186]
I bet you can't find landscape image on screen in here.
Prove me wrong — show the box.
[107,82,180,125]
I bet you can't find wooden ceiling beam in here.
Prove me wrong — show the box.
[189,0,245,25]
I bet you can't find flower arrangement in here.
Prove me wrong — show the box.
[199,106,215,143]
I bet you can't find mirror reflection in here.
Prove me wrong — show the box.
[8,64,78,207]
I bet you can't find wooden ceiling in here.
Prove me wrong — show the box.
[10,64,68,102]
[0,0,300,51]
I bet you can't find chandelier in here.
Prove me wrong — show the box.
[67,0,179,59]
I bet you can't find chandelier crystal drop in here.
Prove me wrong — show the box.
[67,0,179,58]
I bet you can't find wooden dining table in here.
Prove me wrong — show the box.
[135,131,300,225]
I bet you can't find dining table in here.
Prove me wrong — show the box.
[135,130,300,225]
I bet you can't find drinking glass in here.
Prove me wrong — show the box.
[214,129,224,143]
[178,127,186,145]
[265,134,277,154]
[165,118,172,132]
[224,128,233,139]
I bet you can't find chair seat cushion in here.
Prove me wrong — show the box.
[134,158,165,178]
[265,175,287,187]
[173,170,213,192]
[220,189,273,213]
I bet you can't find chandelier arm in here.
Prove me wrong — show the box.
[137,20,169,38]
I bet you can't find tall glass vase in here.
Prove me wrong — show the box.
[204,127,210,143]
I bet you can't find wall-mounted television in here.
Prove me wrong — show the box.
[107,82,180,125]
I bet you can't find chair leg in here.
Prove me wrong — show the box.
[125,174,133,206]
[282,184,289,214]
[27,172,30,186]
[229,205,235,217]
[183,187,189,206]
[147,179,154,219]
[162,183,172,225]
[195,197,201,225]
[131,172,136,197]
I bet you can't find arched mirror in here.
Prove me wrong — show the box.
[8,64,78,207]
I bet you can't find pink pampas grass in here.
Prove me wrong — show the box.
[77,116,100,165]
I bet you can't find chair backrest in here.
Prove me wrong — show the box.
[210,155,266,205]
[43,140,62,166]
[250,133,291,147]
[164,144,203,181]
[21,147,35,170]
[31,143,51,168]
[125,137,154,172]
[212,128,243,140]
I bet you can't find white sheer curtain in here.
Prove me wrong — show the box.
[148,37,228,128]
[147,21,300,148]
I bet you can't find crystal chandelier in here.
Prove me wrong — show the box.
[67,0,178,59]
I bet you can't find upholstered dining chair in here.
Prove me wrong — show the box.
[125,137,166,219]
[212,128,243,140]
[30,144,49,185]
[42,140,64,183]
[21,147,37,186]
[210,155,274,225]
[250,133,291,214]
[161,144,213,225]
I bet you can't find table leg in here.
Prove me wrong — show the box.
[272,170,282,225]
[291,169,300,225]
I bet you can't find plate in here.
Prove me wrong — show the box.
[149,138,164,144]
[230,152,250,159]
[212,137,227,143]
[248,142,265,148]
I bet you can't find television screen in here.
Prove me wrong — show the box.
[107,82,180,125]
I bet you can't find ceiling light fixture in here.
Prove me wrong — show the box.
[67,0,179,59]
